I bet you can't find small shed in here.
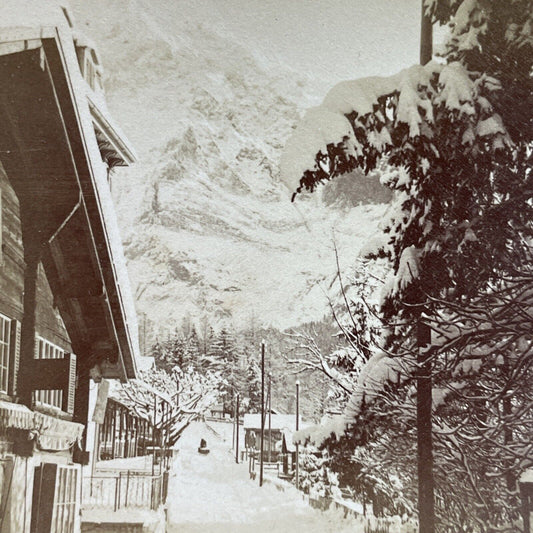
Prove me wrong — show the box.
[243,413,303,461]
[208,403,225,420]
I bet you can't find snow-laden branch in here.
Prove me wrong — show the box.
[116,366,222,446]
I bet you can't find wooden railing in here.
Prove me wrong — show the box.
[82,470,169,512]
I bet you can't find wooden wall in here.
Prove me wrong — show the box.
[0,162,73,402]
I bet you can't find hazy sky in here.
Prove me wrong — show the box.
[212,0,422,81]
[149,0,424,94]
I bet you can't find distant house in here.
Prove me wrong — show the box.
[207,403,226,420]
[243,412,304,461]
[0,2,138,532]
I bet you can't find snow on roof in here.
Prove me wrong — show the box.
[89,125,140,372]
[1,0,74,37]
[281,428,297,452]
[72,28,98,56]
[243,413,305,432]
[4,5,95,65]
[1,0,139,378]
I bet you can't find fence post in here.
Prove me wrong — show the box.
[125,470,130,507]
[114,476,119,512]
[163,471,169,504]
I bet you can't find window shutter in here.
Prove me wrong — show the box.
[30,463,57,533]
[8,319,20,397]
[0,188,3,267]
[64,352,77,415]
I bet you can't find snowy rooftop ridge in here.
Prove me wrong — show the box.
[243,413,306,432]
[1,0,74,35]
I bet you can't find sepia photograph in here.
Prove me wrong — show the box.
[0,1,531,532]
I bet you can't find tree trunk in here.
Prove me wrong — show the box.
[417,3,435,531]
[420,0,433,66]
[417,320,435,533]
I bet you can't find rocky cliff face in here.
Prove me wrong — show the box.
[70,0,386,333]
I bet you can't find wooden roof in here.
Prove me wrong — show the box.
[0,21,138,379]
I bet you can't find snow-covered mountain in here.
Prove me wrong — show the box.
[70,0,386,333]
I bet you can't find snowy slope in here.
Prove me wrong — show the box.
[69,0,386,333]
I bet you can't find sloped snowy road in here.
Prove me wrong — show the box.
[167,421,363,533]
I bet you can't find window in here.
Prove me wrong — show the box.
[84,55,102,93]
[34,337,64,410]
[0,313,10,393]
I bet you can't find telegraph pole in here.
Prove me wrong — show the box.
[235,393,240,463]
[268,372,272,463]
[259,341,265,487]
[232,396,236,450]
[295,380,300,491]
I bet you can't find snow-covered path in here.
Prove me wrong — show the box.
[167,421,363,533]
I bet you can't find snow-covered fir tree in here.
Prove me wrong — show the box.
[283,1,532,531]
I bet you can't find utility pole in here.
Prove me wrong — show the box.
[232,397,236,450]
[268,372,272,463]
[295,380,300,491]
[259,341,265,487]
[417,4,435,532]
[152,395,156,477]
[235,393,240,463]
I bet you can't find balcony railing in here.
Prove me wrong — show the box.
[82,470,169,512]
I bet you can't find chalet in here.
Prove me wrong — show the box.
[0,2,139,532]
[243,412,303,461]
